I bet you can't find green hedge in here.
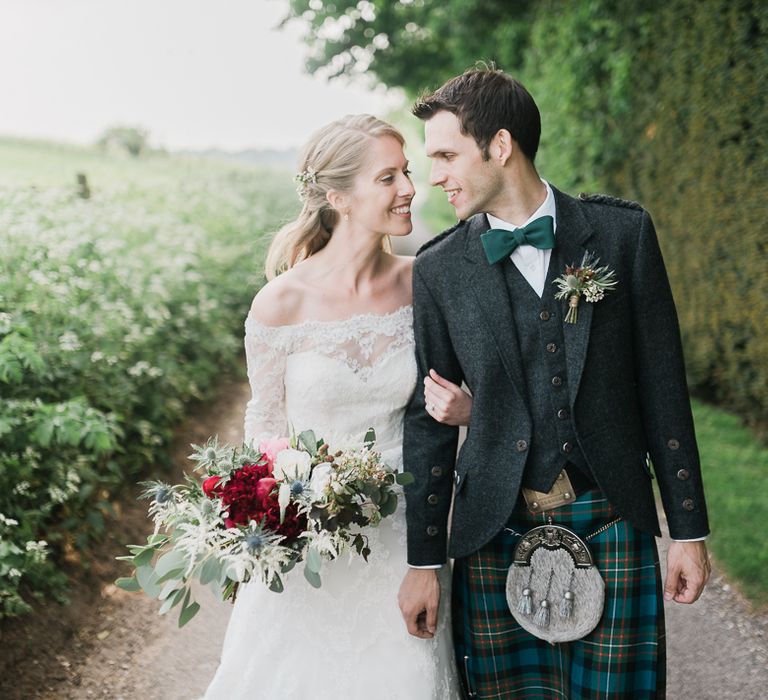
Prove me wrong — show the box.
[515,0,767,428]
[0,140,296,616]
[609,1,767,428]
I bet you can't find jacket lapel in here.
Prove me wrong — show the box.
[551,188,596,406]
[461,214,528,402]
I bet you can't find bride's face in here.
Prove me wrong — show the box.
[345,135,415,238]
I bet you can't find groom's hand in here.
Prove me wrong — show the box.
[664,540,711,604]
[398,568,440,639]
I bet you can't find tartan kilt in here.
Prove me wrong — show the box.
[453,491,666,699]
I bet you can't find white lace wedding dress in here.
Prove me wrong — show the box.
[203,305,460,699]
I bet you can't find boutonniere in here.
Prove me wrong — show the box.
[554,252,618,324]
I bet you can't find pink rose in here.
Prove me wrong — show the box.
[258,437,291,472]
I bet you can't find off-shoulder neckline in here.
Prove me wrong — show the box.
[245,304,413,332]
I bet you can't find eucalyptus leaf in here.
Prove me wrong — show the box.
[208,577,224,600]
[178,601,200,628]
[379,492,398,518]
[158,578,182,601]
[298,430,317,455]
[147,533,170,547]
[395,471,415,486]
[133,547,155,567]
[363,427,376,448]
[303,565,322,589]
[114,576,140,592]
[154,549,186,578]
[159,587,185,615]
[199,556,224,586]
[306,545,322,574]
[135,564,162,598]
[268,575,284,593]
[155,567,186,585]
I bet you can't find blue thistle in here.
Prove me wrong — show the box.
[155,486,171,504]
[245,532,266,553]
[290,480,304,496]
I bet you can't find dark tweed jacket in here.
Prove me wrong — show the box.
[403,186,710,565]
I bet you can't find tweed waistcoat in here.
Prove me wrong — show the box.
[503,253,589,491]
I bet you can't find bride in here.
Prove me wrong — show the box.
[203,115,470,699]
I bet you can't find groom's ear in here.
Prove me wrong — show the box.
[492,129,514,166]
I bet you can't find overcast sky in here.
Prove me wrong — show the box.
[0,0,399,151]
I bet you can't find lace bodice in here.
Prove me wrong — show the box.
[243,305,417,462]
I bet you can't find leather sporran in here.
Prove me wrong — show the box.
[505,522,606,643]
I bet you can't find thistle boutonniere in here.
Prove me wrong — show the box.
[554,252,618,324]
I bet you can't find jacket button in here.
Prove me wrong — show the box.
[676,468,690,481]
[546,343,557,353]
[682,498,695,511]
[516,439,528,452]
[431,466,442,477]
[426,525,438,536]
[551,376,563,387]
[668,438,680,450]
[557,408,570,420]
[427,494,438,505]
[562,441,573,454]
[539,310,551,321]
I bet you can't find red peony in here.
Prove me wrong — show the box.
[218,463,306,543]
[202,475,222,497]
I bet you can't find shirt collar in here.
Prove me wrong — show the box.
[486,180,557,235]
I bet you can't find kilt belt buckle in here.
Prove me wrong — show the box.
[521,469,577,514]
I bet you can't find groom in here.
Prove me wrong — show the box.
[399,68,710,698]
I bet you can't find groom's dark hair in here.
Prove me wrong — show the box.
[412,67,541,162]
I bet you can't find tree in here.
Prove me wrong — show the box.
[281,0,535,95]
[98,126,150,157]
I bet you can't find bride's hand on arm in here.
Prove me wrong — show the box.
[424,369,472,426]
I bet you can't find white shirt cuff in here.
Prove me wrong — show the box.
[671,535,708,542]
[408,564,443,569]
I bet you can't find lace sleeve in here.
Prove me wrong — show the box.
[243,316,291,447]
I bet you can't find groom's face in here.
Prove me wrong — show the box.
[424,110,503,220]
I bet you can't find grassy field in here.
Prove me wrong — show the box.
[692,400,768,606]
[419,192,768,607]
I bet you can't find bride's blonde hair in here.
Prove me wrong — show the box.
[265,114,404,280]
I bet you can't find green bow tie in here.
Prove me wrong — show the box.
[480,215,556,264]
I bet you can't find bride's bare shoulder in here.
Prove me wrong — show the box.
[249,269,306,327]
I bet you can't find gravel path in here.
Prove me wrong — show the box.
[41,381,767,700]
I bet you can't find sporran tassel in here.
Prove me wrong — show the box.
[559,590,574,619]
[517,567,534,616]
[533,569,554,628]
[518,586,533,616]
[534,599,551,628]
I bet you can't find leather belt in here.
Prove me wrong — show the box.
[521,466,598,514]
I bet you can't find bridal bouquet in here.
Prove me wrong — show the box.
[115,429,412,627]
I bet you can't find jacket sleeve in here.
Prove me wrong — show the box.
[631,211,710,539]
[403,262,465,565]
